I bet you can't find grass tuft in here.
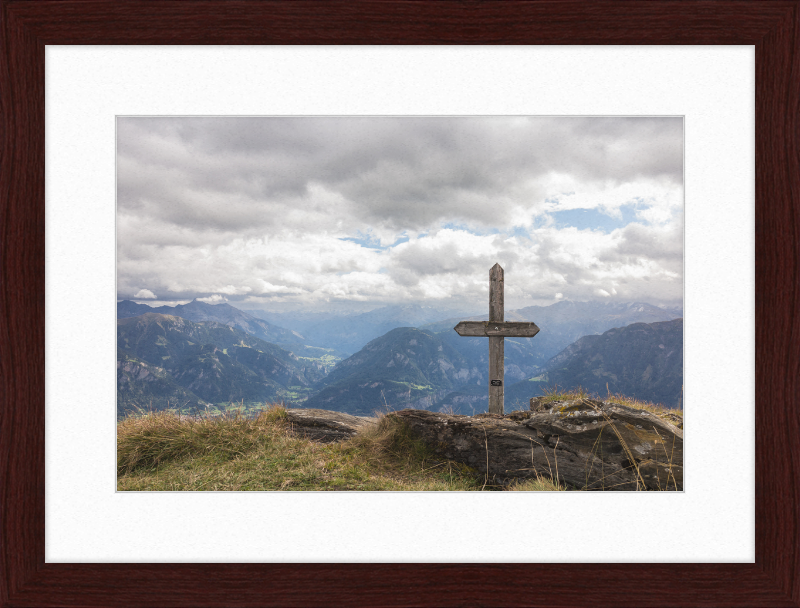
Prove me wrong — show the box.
[117,405,288,476]
[540,385,591,403]
[346,415,432,464]
[506,475,566,491]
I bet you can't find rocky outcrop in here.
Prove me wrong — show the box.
[391,398,683,490]
[284,408,377,443]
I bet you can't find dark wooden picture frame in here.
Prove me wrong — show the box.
[2,2,798,606]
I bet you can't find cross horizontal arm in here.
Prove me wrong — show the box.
[453,321,540,338]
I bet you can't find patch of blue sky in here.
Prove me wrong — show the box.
[440,221,472,232]
[339,232,409,250]
[440,222,529,239]
[548,201,646,233]
[508,225,532,239]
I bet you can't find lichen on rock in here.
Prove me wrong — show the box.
[390,399,683,491]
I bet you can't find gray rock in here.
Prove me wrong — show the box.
[284,408,377,443]
[391,398,683,490]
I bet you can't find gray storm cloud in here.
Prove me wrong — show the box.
[117,116,683,309]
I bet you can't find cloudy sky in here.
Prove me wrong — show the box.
[117,117,683,313]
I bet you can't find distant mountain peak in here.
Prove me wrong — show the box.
[117,298,309,350]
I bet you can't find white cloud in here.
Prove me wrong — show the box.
[117,117,684,310]
[540,174,682,221]
[196,294,228,304]
[215,285,252,295]
[133,289,157,299]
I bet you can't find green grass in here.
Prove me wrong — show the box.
[390,381,434,391]
[117,405,496,491]
[295,352,341,371]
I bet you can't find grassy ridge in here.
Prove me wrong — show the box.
[118,405,561,491]
[117,389,682,492]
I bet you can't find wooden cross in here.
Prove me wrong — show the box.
[454,263,540,415]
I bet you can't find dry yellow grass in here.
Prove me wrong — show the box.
[117,405,485,491]
[506,475,565,491]
[117,393,680,492]
[539,385,683,429]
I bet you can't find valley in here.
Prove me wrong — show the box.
[117,299,684,418]
[116,313,327,419]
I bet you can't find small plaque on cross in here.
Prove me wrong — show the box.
[454,263,540,415]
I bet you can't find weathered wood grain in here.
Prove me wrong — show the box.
[489,262,504,323]
[488,335,504,414]
[489,264,505,414]
[453,321,541,337]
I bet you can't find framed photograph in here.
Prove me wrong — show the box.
[114,114,685,494]
[56,48,724,565]
[2,2,797,606]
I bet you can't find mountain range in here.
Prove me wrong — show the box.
[245,304,473,355]
[118,299,344,370]
[425,300,681,369]
[117,313,327,418]
[117,299,683,418]
[480,317,684,411]
[303,327,482,416]
[307,317,685,415]
[299,317,684,415]
[531,317,684,408]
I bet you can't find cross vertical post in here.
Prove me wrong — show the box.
[488,263,504,414]
[454,264,540,416]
